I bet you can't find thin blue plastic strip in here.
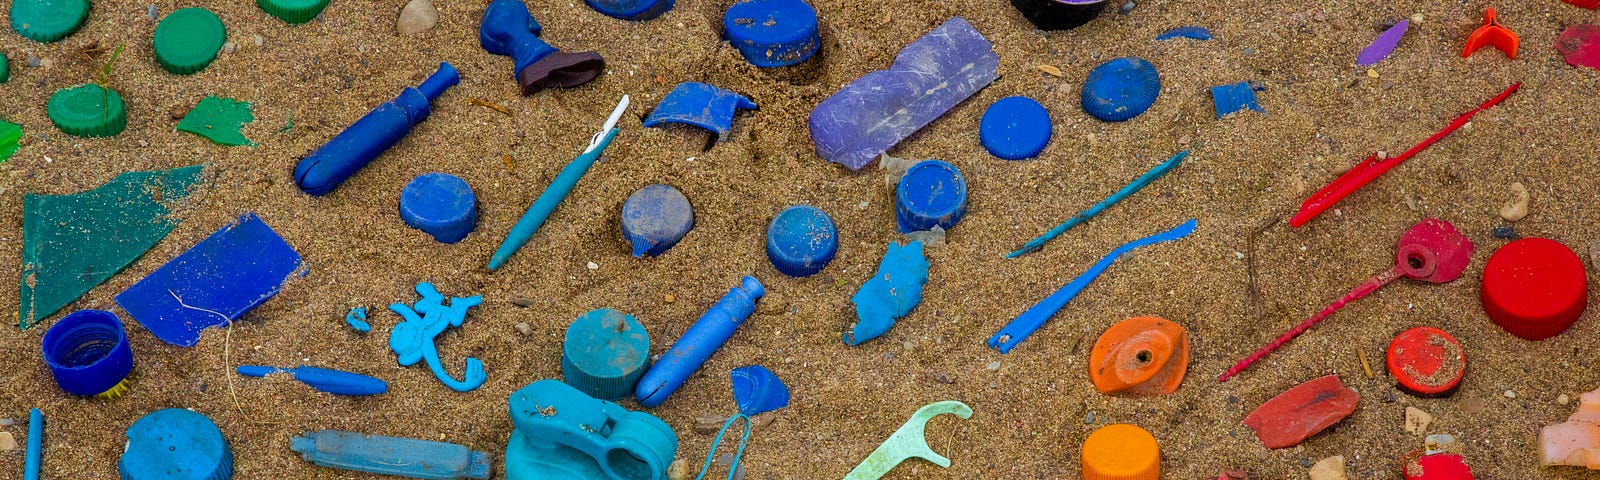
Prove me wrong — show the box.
[24,408,42,480]
[1006,150,1187,259]
[696,414,752,480]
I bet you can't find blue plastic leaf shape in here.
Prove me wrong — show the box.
[845,241,930,346]
[808,17,999,170]
[1156,26,1212,40]
[730,365,790,416]
[1210,81,1264,118]
[643,82,757,141]
[389,282,487,392]
[114,212,305,347]
[1357,20,1408,66]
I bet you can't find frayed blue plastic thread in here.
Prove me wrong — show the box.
[696,414,752,480]
[1156,26,1212,41]
[389,282,486,392]
[345,307,370,333]
[846,241,930,346]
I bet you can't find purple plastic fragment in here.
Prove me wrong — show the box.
[807,17,999,170]
[1357,20,1408,66]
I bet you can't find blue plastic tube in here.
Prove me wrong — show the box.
[634,276,764,407]
[24,408,42,480]
[487,128,619,270]
[291,430,491,480]
[293,62,460,196]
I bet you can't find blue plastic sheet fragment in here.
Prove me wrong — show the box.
[643,82,757,141]
[845,241,930,345]
[1210,81,1264,118]
[1156,26,1212,40]
[730,365,790,416]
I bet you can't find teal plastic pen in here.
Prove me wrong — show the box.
[488,95,630,270]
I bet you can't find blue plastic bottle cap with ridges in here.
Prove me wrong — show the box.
[765,205,838,277]
[41,309,134,397]
[1081,57,1161,122]
[119,409,234,480]
[979,96,1052,160]
[562,308,651,401]
[723,0,821,68]
[399,173,478,244]
[621,184,694,257]
[585,0,675,21]
[896,160,968,233]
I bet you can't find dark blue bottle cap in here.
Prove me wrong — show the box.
[399,173,478,244]
[119,409,233,480]
[1081,57,1161,122]
[895,160,968,233]
[723,0,820,68]
[585,0,674,21]
[41,309,134,398]
[621,184,694,257]
[561,308,651,401]
[765,205,838,277]
[979,96,1052,160]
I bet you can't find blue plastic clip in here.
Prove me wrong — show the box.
[635,276,764,407]
[293,63,459,196]
[345,306,370,333]
[237,365,389,396]
[389,282,486,392]
[481,0,606,95]
[643,82,757,141]
[846,242,929,346]
[292,430,491,480]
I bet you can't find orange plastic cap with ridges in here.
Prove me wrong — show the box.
[1089,316,1189,395]
[1082,424,1160,480]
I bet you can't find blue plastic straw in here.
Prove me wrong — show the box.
[1005,149,1188,259]
[24,408,42,480]
[696,414,752,480]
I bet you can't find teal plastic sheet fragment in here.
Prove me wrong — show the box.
[176,96,255,146]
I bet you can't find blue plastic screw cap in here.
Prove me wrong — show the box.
[1081,57,1161,122]
[41,309,134,398]
[119,409,234,480]
[979,96,1052,160]
[723,0,820,67]
[586,0,674,20]
[896,160,968,233]
[400,173,478,243]
[765,205,838,277]
[621,184,694,257]
[562,309,651,400]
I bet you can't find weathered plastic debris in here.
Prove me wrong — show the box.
[1244,374,1359,449]
[480,0,605,95]
[621,184,694,257]
[1358,20,1408,66]
[0,51,8,84]
[1211,82,1264,118]
[765,205,838,277]
[1010,0,1106,30]
[257,0,331,24]
[1089,316,1189,396]
[724,0,820,67]
[1007,150,1186,258]
[389,282,486,392]
[561,309,650,401]
[1566,0,1600,9]
[345,306,370,333]
[42,310,135,398]
[1081,57,1161,122]
[635,276,764,407]
[506,379,677,480]
[153,7,226,75]
[845,241,929,346]
[20,165,204,329]
[1081,424,1160,479]
[47,84,126,137]
[23,409,41,480]
[586,0,674,20]
[237,365,388,396]
[1557,24,1600,71]
[731,365,789,416]
[1386,326,1466,397]
[1156,26,1212,41]
[644,82,756,141]
[1462,8,1517,58]
[808,17,999,170]
[1540,386,1600,469]
[177,96,255,146]
[11,0,90,42]
[293,62,459,196]
[844,400,972,480]
[895,160,967,233]
[0,120,20,161]
[292,430,491,479]
[979,96,1052,160]
[1403,434,1474,480]
[115,213,304,347]
[400,173,478,244]
[1482,238,1589,340]
[119,409,233,480]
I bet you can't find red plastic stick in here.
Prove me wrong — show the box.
[1219,268,1401,382]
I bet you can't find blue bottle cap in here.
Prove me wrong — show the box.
[765,205,838,277]
[119,409,233,480]
[41,309,134,398]
[1081,57,1161,122]
[895,160,968,233]
[621,184,694,257]
[562,309,651,401]
[979,96,1052,160]
[399,173,478,244]
[723,0,820,67]
[585,0,674,21]
[730,365,790,416]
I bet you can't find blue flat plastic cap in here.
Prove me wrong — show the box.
[562,308,651,401]
[1081,57,1161,122]
[585,0,674,20]
[724,0,820,67]
[979,96,1052,160]
[621,184,694,257]
[400,173,478,244]
[895,160,968,233]
[41,309,134,397]
[765,205,838,277]
[119,409,233,480]
[730,365,790,416]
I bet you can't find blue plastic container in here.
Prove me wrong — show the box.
[585,0,674,20]
[507,379,677,480]
[723,0,820,67]
[634,276,764,407]
[620,184,693,257]
[293,63,458,196]
[41,309,134,398]
[562,309,650,400]
[979,96,1052,160]
[400,173,478,243]
[119,409,233,480]
[895,160,968,233]
[1081,57,1161,122]
[765,205,837,277]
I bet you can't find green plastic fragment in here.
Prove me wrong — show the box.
[10,0,91,43]
[177,96,254,146]
[0,121,20,162]
[0,51,10,83]
[19,165,205,329]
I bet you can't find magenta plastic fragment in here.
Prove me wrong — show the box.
[1357,20,1408,66]
[1558,24,1600,71]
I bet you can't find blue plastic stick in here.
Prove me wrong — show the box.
[291,430,491,480]
[989,219,1197,353]
[293,63,460,196]
[634,276,764,407]
[1005,149,1188,259]
[23,408,41,480]
[236,365,389,396]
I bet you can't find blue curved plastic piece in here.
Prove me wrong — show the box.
[1156,26,1212,40]
[621,184,693,257]
[1007,149,1188,258]
[292,430,490,480]
[236,365,389,396]
[488,128,619,270]
[730,365,789,416]
[1081,57,1161,122]
[895,160,967,233]
[115,213,306,347]
[293,63,459,196]
[846,241,930,346]
[507,379,677,480]
[635,276,764,407]
[724,0,820,67]
[41,309,134,396]
[119,409,233,480]
[988,219,1197,353]
[585,0,673,20]
[345,307,370,333]
[401,173,478,243]
[1210,81,1264,119]
[643,82,757,141]
[765,205,838,277]
[23,409,41,480]
[389,282,487,392]
[979,96,1051,160]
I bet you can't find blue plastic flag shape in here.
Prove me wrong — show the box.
[644,82,757,141]
[846,241,930,346]
[730,365,790,416]
[389,282,487,392]
[1210,81,1264,118]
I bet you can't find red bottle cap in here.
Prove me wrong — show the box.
[1385,326,1465,397]
[1481,238,1589,340]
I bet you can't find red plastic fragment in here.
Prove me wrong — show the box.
[1462,8,1518,58]
[1563,0,1600,9]
[1403,453,1474,480]
[1557,25,1600,71]
[1386,326,1467,397]
[1243,374,1360,449]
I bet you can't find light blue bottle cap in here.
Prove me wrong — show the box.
[562,309,650,401]
[1081,57,1161,122]
[765,205,838,277]
[895,160,968,233]
[399,173,477,244]
[723,0,820,67]
[621,184,694,257]
[979,96,1052,160]
[119,409,233,480]
[585,0,674,21]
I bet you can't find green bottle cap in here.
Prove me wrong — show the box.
[257,0,330,24]
[10,0,91,43]
[47,84,126,137]
[153,8,225,75]
[0,51,9,84]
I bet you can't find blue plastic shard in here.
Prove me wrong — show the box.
[730,365,790,416]
[237,365,389,396]
[1210,81,1264,118]
[345,307,370,333]
[1156,26,1212,40]
[643,82,756,141]
[846,241,930,346]
[389,282,487,392]
[1357,20,1408,66]
[114,213,305,347]
[808,17,999,170]
[292,430,492,480]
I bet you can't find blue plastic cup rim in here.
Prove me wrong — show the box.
[41,309,134,396]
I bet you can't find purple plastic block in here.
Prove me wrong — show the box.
[807,17,999,170]
[1357,20,1408,66]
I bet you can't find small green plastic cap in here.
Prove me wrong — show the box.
[257,0,330,24]
[153,8,226,75]
[47,84,126,137]
[10,0,92,43]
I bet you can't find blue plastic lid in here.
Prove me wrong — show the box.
[979,96,1052,160]
[561,309,651,401]
[621,184,694,257]
[41,309,134,398]
[895,160,968,233]
[1081,57,1161,122]
[723,0,820,67]
[119,409,233,480]
[766,205,838,277]
[584,0,674,20]
[399,173,478,244]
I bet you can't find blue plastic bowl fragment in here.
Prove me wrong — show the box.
[730,365,790,416]
[1080,57,1161,122]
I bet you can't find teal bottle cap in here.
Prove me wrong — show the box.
[11,0,91,43]
[118,409,234,480]
[47,84,127,137]
[561,309,650,401]
[154,8,226,75]
[257,0,331,24]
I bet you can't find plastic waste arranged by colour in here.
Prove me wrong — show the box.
[846,241,929,346]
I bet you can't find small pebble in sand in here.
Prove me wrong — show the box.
[1120,0,1135,14]
[1366,69,1379,78]
[1242,47,1256,56]
[1411,13,1424,23]
[1085,411,1095,424]
[253,34,265,47]
[1500,182,1529,221]
[0,432,14,451]
[1308,456,1346,480]
[663,293,675,303]
[985,360,1001,371]
[933,372,955,384]
[147,5,158,20]
[1037,65,1063,77]
[731,464,747,480]
[1504,390,1517,399]
[694,414,726,434]
[586,261,598,270]
[1590,240,1599,270]
[0,419,13,426]
[26,56,41,68]
[397,0,439,35]
[1405,406,1432,434]
[1492,225,1518,239]
[222,42,236,53]
[1559,394,1572,405]
[510,297,534,307]
[514,322,531,335]
[667,459,690,480]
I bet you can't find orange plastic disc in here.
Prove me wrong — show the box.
[1082,424,1161,480]
[1088,316,1189,396]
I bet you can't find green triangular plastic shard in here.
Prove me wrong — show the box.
[19,165,206,329]
[176,96,254,146]
[0,120,20,162]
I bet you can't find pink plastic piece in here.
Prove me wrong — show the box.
[1557,24,1600,71]
[1542,387,1600,469]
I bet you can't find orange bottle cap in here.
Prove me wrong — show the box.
[1082,424,1161,480]
[1089,316,1189,395]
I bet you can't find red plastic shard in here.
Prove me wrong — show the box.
[1558,24,1600,71]
[1563,0,1600,9]
[1404,453,1474,480]
[1462,8,1518,58]
[1244,374,1360,449]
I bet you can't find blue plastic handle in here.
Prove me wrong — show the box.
[23,408,42,480]
[293,62,459,196]
[634,276,764,407]
[488,128,619,270]
[237,365,389,396]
